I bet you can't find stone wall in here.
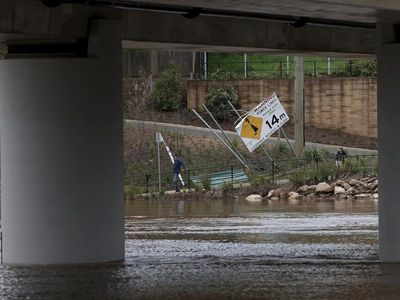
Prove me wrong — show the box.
[186,77,377,138]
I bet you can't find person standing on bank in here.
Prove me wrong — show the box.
[173,154,185,192]
[335,147,347,167]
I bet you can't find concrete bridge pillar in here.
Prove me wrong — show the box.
[0,19,124,264]
[378,23,400,262]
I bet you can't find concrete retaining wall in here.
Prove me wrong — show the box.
[186,77,377,138]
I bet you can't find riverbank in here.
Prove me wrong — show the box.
[130,174,379,204]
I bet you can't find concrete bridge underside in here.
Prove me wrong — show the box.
[0,0,400,264]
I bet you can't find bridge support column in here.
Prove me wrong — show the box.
[378,23,400,262]
[0,19,124,264]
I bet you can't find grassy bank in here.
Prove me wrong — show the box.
[124,126,378,197]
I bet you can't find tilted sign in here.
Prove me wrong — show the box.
[235,93,289,152]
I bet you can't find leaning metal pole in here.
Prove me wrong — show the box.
[202,104,248,164]
[280,128,299,159]
[192,109,248,168]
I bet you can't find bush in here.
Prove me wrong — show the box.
[148,63,185,111]
[289,169,309,188]
[333,60,377,77]
[205,82,238,122]
[304,148,330,162]
[269,143,290,160]
[249,174,272,187]
[209,67,239,80]
[343,157,369,175]
[289,160,339,188]
[201,175,211,191]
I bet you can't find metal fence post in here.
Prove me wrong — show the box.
[313,61,317,77]
[271,161,275,182]
[187,169,191,192]
[146,174,150,196]
[349,60,353,76]
[279,62,283,78]
[231,165,234,183]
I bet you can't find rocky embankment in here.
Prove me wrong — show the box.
[246,177,379,202]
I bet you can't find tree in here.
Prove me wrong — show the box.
[148,63,185,111]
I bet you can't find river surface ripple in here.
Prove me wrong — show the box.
[2,198,400,299]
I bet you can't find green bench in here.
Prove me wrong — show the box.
[190,169,248,189]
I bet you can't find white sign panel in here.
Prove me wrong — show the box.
[235,93,289,152]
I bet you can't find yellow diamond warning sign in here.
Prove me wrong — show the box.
[240,116,263,140]
[235,93,289,152]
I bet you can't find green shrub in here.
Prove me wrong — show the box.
[205,83,238,122]
[209,67,239,80]
[148,63,185,111]
[270,143,290,160]
[316,161,340,181]
[289,161,339,188]
[249,174,272,187]
[289,169,309,188]
[343,158,369,175]
[333,60,377,77]
[304,148,330,161]
[221,181,234,192]
[201,175,211,191]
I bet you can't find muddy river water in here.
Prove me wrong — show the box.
[1,198,400,299]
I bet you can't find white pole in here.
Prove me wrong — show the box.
[327,57,331,75]
[156,132,161,192]
[244,53,248,79]
[286,56,290,76]
[204,52,207,80]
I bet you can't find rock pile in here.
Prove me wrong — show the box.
[264,176,378,201]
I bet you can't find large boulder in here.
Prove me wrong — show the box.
[368,180,378,190]
[334,186,346,195]
[334,180,344,187]
[316,182,333,193]
[307,185,317,193]
[346,187,359,195]
[297,185,309,194]
[349,179,361,186]
[288,191,300,200]
[342,182,351,190]
[246,194,263,202]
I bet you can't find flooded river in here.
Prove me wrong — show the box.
[1,198,400,299]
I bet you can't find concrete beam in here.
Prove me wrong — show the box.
[0,0,376,55]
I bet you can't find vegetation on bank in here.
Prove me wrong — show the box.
[124,127,377,198]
